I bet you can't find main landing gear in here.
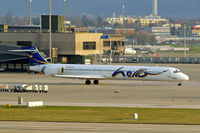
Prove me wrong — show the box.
[178,83,182,86]
[93,80,99,85]
[85,80,91,85]
[85,80,99,85]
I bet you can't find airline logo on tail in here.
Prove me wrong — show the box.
[21,47,49,65]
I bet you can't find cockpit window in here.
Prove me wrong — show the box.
[173,69,181,73]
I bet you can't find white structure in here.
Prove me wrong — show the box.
[134,113,139,120]
[106,17,137,25]
[27,101,44,107]
[151,24,171,37]
[29,0,32,26]
[153,0,158,16]
[139,15,169,27]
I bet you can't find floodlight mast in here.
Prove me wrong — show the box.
[29,0,32,26]
[153,0,158,16]
[49,0,52,63]
[122,0,125,29]
[64,0,66,21]
[184,24,187,57]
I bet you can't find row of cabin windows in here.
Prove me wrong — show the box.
[65,68,161,74]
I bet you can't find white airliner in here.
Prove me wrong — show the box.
[11,47,189,86]
[124,47,136,55]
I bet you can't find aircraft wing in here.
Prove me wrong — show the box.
[54,75,108,80]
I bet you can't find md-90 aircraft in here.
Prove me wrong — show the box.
[11,47,189,86]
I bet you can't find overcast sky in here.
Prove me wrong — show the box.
[0,0,200,17]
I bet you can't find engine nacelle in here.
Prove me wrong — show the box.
[43,66,58,75]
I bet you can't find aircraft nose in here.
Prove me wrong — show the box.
[182,74,189,81]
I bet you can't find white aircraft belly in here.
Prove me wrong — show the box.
[54,74,108,80]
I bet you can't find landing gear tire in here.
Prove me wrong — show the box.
[178,83,182,86]
[85,80,91,85]
[93,80,99,85]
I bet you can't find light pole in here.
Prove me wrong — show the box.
[100,38,102,64]
[49,0,52,62]
[184,24,187,57]
[122,0,125,29]
[64,0,66,21]
[153,0,158,16]
[109,36,112,64]
[29,0,32,26]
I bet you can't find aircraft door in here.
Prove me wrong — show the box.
[167,70,172,79]
[58,67,65,75]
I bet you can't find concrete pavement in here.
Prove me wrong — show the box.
[0,122,200,133]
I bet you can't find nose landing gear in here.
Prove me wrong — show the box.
[178,83,182,86]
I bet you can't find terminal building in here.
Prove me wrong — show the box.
[0,15,126,71]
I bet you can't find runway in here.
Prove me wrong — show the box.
[0,121,200,133]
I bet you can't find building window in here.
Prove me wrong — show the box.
[103,41,110,47]
[0,63,7,69]
[17,41,32,47]
[83,42,96,50]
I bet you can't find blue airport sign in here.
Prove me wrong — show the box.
[193,33,200,37]
[100,35,109,39]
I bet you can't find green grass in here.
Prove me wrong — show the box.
[1,106,200,125]
[193,47,200,53]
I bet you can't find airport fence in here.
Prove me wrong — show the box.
[110,57,200,64]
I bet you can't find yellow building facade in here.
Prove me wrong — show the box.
[74,33,126,56]
[139,18,169,27]
[75,33,103,55]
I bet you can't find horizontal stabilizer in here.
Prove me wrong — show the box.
[9,49,36,52]
[9,47,49,65]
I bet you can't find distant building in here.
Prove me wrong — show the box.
[151,24,171,37]
[106,15,169,28]
[114,28,135,35]
[139,15,169,27]
[172,25,193,37]
[170,23,182,36]
[0,24,8,32]
[106,17,137,25]
[192,25,200,37]
[7,25,40,33]
[95,27,115,35]
[170,23,182,29]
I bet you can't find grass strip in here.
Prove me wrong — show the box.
[1,105,200,125]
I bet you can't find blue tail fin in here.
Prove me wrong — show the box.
[21,47,49,65]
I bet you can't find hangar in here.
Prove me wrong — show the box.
[0,43,29,72]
